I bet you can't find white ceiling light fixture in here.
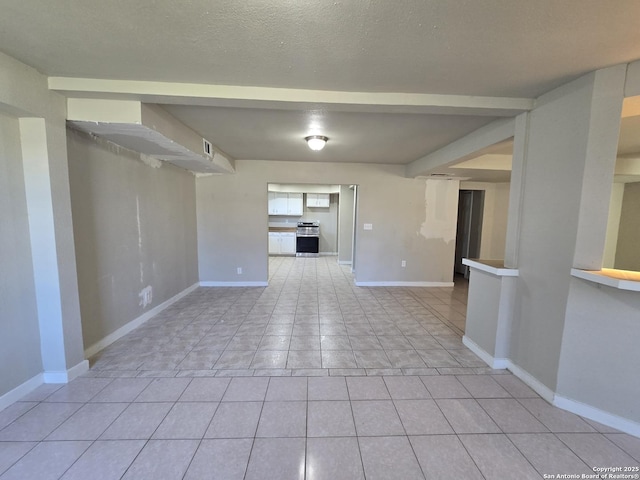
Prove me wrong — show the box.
[305,135,328,151]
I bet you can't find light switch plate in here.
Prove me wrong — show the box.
[363,223,373,230]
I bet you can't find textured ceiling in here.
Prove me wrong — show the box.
[3,1,640,97]
[2,0,640,175]
[162,105,496,164]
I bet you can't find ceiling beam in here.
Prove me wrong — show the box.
[406,117,516,178]
[66,98,235,174]
[49,77,534,117]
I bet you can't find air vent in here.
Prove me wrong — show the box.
[425,173,471,181]
[203,139,213,157]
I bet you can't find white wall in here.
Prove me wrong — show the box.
[615,181,640,270]
[0,51,85,394]
[0,112,43,396]
[460,181,510,260]
[488,183,510,259]
[509,66,624,392]
[67,129,199,351]
[338,185,355,264]
[301,194,338,254]
[557,278,640,426]
[603,182,625,268]
[197,161,459,285]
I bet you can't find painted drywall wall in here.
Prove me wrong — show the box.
[460,181,510,260]
[509,67,625,392]
[557,277,640,424]
[602,183,624,268]
[615,181,640,270]
[0,51,86,384]
[338,185,355,264]
[488,183,510,259]
[67,129,198,350]
[197,161,459,284]
[0,113,43,396]
[301,194,338,254]
[465,269,502,355]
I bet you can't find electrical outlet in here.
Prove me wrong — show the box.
[401,260,406,268]
[363,223,373,230]
[237,267,243,275]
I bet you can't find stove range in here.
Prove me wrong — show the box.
[296,221,319,257]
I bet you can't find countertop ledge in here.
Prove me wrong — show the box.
[571,268,640,292]
[462,258,519,277]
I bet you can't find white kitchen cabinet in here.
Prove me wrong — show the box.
[268,193,289,215]
[280,232,296,254]
[306,193,330,208]
[268,192,303,216]
[286,193,303,215]
[268,232,280,254]
[268,232,297,255]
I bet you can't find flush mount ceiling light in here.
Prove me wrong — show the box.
[305,135,328,151]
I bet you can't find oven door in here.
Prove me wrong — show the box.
[296,235,319,255]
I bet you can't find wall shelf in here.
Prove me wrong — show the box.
[570,268,640,292]
[462,258,519,277]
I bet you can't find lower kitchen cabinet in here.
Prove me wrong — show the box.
[268,232,296,255]
[268,232,280,254]
[280,232,296,254]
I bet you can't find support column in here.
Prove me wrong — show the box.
[20,118,87,382]
[503,112,529,268]
[508,65,626,394]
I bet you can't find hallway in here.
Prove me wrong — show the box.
[0,258,637,479]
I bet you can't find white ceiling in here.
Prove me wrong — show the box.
[162,105,495,164]
[3,0,640,176]
[3,1,640,97]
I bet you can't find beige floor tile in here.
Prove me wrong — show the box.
[410,435,484,480]
[359,436,424,480]
[1,441,89,480]
[306,437,364,480]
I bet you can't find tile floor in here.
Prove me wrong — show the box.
[0,257,638,479]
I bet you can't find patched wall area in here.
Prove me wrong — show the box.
[67,129,199,351]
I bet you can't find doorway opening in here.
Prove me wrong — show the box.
[454,190,484,278]
[266,183,359,279]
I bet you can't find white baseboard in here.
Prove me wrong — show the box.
[84,282,199,358]
[43,359,89,384]
[459,342,639,435]
[354,281,455,287]
[553,394,640,438]
[507,362,556,403]
[319,252,338,256]
[200,281,268,287]
[462,336,509,370]
[0,373,43,412]
[0,359,92,411]
[337,260,352,265]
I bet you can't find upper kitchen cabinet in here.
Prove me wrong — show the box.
[268,192,303,215]
[287,193,303,215]
[306,193,330,208]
